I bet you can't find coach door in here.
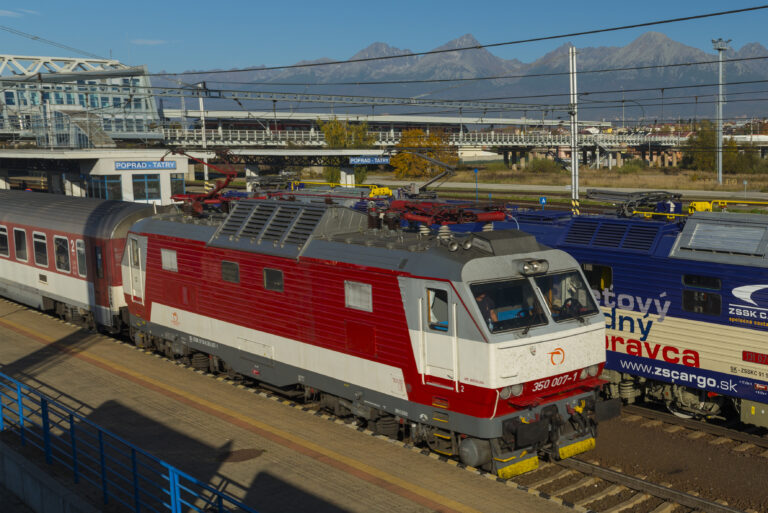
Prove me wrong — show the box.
[127,235,147,304]
[422,284,458,385]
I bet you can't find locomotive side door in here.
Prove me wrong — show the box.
[422,284,458,383]
[126,235,147,304]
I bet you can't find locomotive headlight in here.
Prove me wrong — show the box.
[587,364,599,377]
[500,384,524,399]
[579,368,588,380]
[518,259,549,275]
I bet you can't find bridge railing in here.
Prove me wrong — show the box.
[0,370,258,513]
[161,128,686,148]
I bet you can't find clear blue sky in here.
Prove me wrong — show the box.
[1,1,768,73]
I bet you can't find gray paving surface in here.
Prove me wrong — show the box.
[0,300,572,513]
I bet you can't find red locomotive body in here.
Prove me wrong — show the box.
[124,199,613,477]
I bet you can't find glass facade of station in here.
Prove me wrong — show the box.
[0,59,161,145]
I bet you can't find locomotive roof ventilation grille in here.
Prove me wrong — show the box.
[669,213,768,267]
[562,218,659,252]
[211,200,327,249]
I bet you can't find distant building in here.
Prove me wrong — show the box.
[0,55,162,148]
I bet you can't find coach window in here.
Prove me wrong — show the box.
[345,281,372,312]
[13,228,27,262]
[581,263,613,293]
[682,290,721,316]
[54,236,70,272]
[0,226,8,257]
[161,249,178,272]
[682,275,721,290]
[76,240,87,277]
[95,246,104,279]
[33,233,48,267]
[222,261,239,283]
[264,268,284,292]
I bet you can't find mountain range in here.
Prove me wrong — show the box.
[157,32,768,122]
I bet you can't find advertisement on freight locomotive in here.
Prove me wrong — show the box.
[594,286,768,401]
[611,353,768,402]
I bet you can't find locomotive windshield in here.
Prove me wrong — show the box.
[534,270,599,322]
[470,279,547,333]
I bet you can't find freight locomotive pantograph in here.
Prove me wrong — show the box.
[0,191,616,478]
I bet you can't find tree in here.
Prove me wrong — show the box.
[317,117,374,149]
[317,117,374,184]
[391,129,458,179]
[681,120,715,171]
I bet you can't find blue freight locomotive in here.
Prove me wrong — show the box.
[510,209,768,425]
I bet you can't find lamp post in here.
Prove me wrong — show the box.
[712,38,731,185]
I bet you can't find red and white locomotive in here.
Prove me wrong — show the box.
[0,191,614,477]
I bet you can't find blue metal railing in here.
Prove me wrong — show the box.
[0,371,258,513]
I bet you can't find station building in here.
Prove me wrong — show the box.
[0,149,189,205]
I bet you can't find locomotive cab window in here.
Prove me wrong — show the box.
[33,233,48,267]
[221,261,239,283]
[54,236,70,272]
[345,281,372,312]
[535,271,599,322]
[427,288,449,331]
[581,263,613,293]
[682,290,721,316]
[264,268,283,292]
[471,279,547,333]
[13,228,27,262]
[0,226,8,257]
[76,240,86,277]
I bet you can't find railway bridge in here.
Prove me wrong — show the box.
[162,127,689,168]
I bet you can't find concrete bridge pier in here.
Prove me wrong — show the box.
[503,150,509,168]
[0,170,8,190]
[616,151,623,167]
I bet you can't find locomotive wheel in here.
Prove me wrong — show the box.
[372,416,399,439]
[191,353,209,371]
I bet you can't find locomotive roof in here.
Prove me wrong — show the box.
[0,191,155,239]
[669,211,768,267]
[132,199,553,279]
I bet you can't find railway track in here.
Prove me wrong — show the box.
[622,404,768,451]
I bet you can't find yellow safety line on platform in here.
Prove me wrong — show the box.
[0,316,483,513]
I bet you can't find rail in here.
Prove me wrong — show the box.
[555,458,743,513]
[0,370,258,513]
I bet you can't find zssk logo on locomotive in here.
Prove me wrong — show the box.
[729,284,768,327]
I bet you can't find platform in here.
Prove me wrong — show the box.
[0,299,573,513]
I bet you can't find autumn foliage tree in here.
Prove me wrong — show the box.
[317,117,374,183]
[317,117,374,149]
[391,129,458,179]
